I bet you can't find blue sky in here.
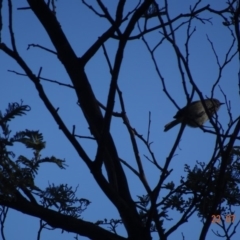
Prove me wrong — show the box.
[0,0,239,239]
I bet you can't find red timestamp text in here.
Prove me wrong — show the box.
[212,214,235,223]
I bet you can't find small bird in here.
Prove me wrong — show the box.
[164,98,224,132]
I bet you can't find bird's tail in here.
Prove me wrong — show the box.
[164,119,180,132]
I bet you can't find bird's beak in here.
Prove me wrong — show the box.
[220,102,225,106]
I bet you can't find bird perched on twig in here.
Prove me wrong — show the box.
[164,98,224,132]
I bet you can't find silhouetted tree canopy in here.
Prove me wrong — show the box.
[1,1,240,240]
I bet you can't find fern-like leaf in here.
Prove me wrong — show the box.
[39,156,67,169]
[11,130,45,151]
[0,102,30,136]
[0,102,30,123]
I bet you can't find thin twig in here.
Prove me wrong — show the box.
[27,44,57,55]
[8,0,17,52]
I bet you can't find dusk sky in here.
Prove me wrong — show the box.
[1,1,239,239]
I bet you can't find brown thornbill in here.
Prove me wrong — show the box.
[164,99,224,132]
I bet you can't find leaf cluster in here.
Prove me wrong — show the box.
[0,102,89,222]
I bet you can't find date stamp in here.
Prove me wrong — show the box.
[212,214,235,223]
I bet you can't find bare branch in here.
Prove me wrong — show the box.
[117,86,151,194]
[7,0,17,51]
[0,206,8,240]
[27,43,57,54]
[0,0,3,43]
